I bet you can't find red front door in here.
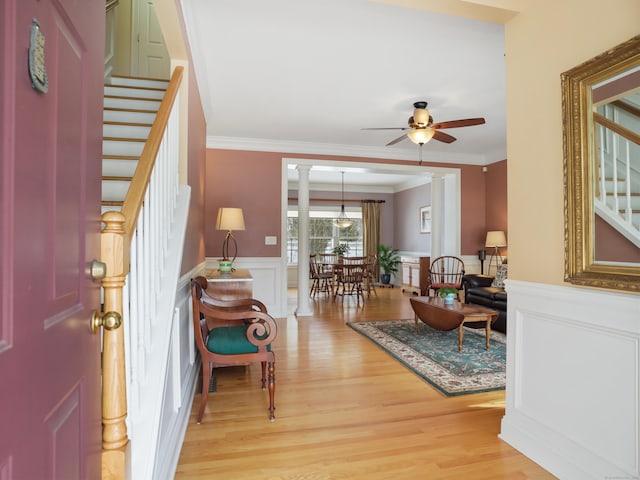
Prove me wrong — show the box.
[0,0,105,478]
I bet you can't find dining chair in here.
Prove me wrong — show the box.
[342,256,376,297]
[333,261,366,305]
[190,276,278,423]
[309,254,332,297]
[364,254,378,297]
[427,256,466,299]
[317,253,340,273]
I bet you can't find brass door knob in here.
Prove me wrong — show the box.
[90,310,122,334]
[88,260,107,281]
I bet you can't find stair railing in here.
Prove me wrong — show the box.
[594,106,640,245]
[100,66,184,479]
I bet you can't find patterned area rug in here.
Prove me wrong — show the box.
[347,319,506,396]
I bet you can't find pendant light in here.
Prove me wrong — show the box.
[333,171,353,228]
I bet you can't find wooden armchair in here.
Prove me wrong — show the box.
[190,276,277,423]
[427,256,465,299]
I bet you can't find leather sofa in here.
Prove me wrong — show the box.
[462,274,507,333]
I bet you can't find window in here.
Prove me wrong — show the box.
[286,209,363,264]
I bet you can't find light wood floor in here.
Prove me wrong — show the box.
[175,286,555,479]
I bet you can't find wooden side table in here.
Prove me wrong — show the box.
[205,268,253,301]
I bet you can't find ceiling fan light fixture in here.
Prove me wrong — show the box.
[407,128,435,145]
[413,107,430,126]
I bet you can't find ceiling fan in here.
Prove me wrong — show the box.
[363,101,486,147]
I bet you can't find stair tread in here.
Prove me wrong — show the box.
[104,107,158,114]
[103,154,140,160]
[111,74,169,83]
[105,94,162,102]
[103,176,133,181]
[104,120,153,127]
[103,137,147,142]
[104,84,166,93]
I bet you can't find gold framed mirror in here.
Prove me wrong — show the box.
[562,34,640,292]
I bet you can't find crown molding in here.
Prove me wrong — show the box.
[288,182,397,194]
[207,136,489,166]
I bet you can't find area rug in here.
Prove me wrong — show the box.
[347,319,506,396]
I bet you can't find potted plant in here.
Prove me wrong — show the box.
[332,243,350,256]
[376,245,401,284]
[437,286,458,304]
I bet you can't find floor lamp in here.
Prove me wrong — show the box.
[485,230,506,275]
[216,207,245,272]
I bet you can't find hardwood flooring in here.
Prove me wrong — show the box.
[175,287,555,479]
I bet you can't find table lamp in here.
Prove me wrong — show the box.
[216,207,245,272]
[485,230,506,275]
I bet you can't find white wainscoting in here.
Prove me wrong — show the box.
[206,257,287,318]
[500,280,640,480]
[152,266,200,480]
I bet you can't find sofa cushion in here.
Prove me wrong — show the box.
[494,291,507,302]
[469,286,504,301]
[491,264,508,289]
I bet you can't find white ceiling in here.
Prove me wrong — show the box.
[182,0,507,190]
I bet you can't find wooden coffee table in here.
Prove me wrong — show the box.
[409,296,498,352]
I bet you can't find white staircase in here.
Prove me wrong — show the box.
[102,76,169,213]
[100,69,192,480]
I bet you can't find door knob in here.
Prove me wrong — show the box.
[88,260,107,281]
[90,310,122,334]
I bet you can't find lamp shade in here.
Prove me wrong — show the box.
[485,230,507,248]
[216,207,245,231]
[407,128,435,145]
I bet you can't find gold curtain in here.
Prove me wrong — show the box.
[362,201,381,257]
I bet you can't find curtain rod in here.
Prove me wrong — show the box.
[288,198,385,203]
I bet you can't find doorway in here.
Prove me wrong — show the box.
[281,157,462,314]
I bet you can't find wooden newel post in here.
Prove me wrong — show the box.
[101,211,130,478]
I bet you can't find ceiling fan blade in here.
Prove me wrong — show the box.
[386,134,409,146]
[431,118,486,129]
[361,127,409,131]
[433,130,457,143]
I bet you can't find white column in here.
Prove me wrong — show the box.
[442,173,461,255]
[430,173,444,259]
[295,165,313,316]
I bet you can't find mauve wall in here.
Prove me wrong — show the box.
[207,149,505,257]
[206,150,282,258]
[484,159,508,257]
[180,62,207,274]
[394,183,431,253]
[595,216,640,263]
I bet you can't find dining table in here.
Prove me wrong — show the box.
[314,255,376,300]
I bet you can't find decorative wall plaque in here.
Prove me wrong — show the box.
[29,19,48,94]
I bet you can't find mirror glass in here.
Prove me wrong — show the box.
[562,35,640,292]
